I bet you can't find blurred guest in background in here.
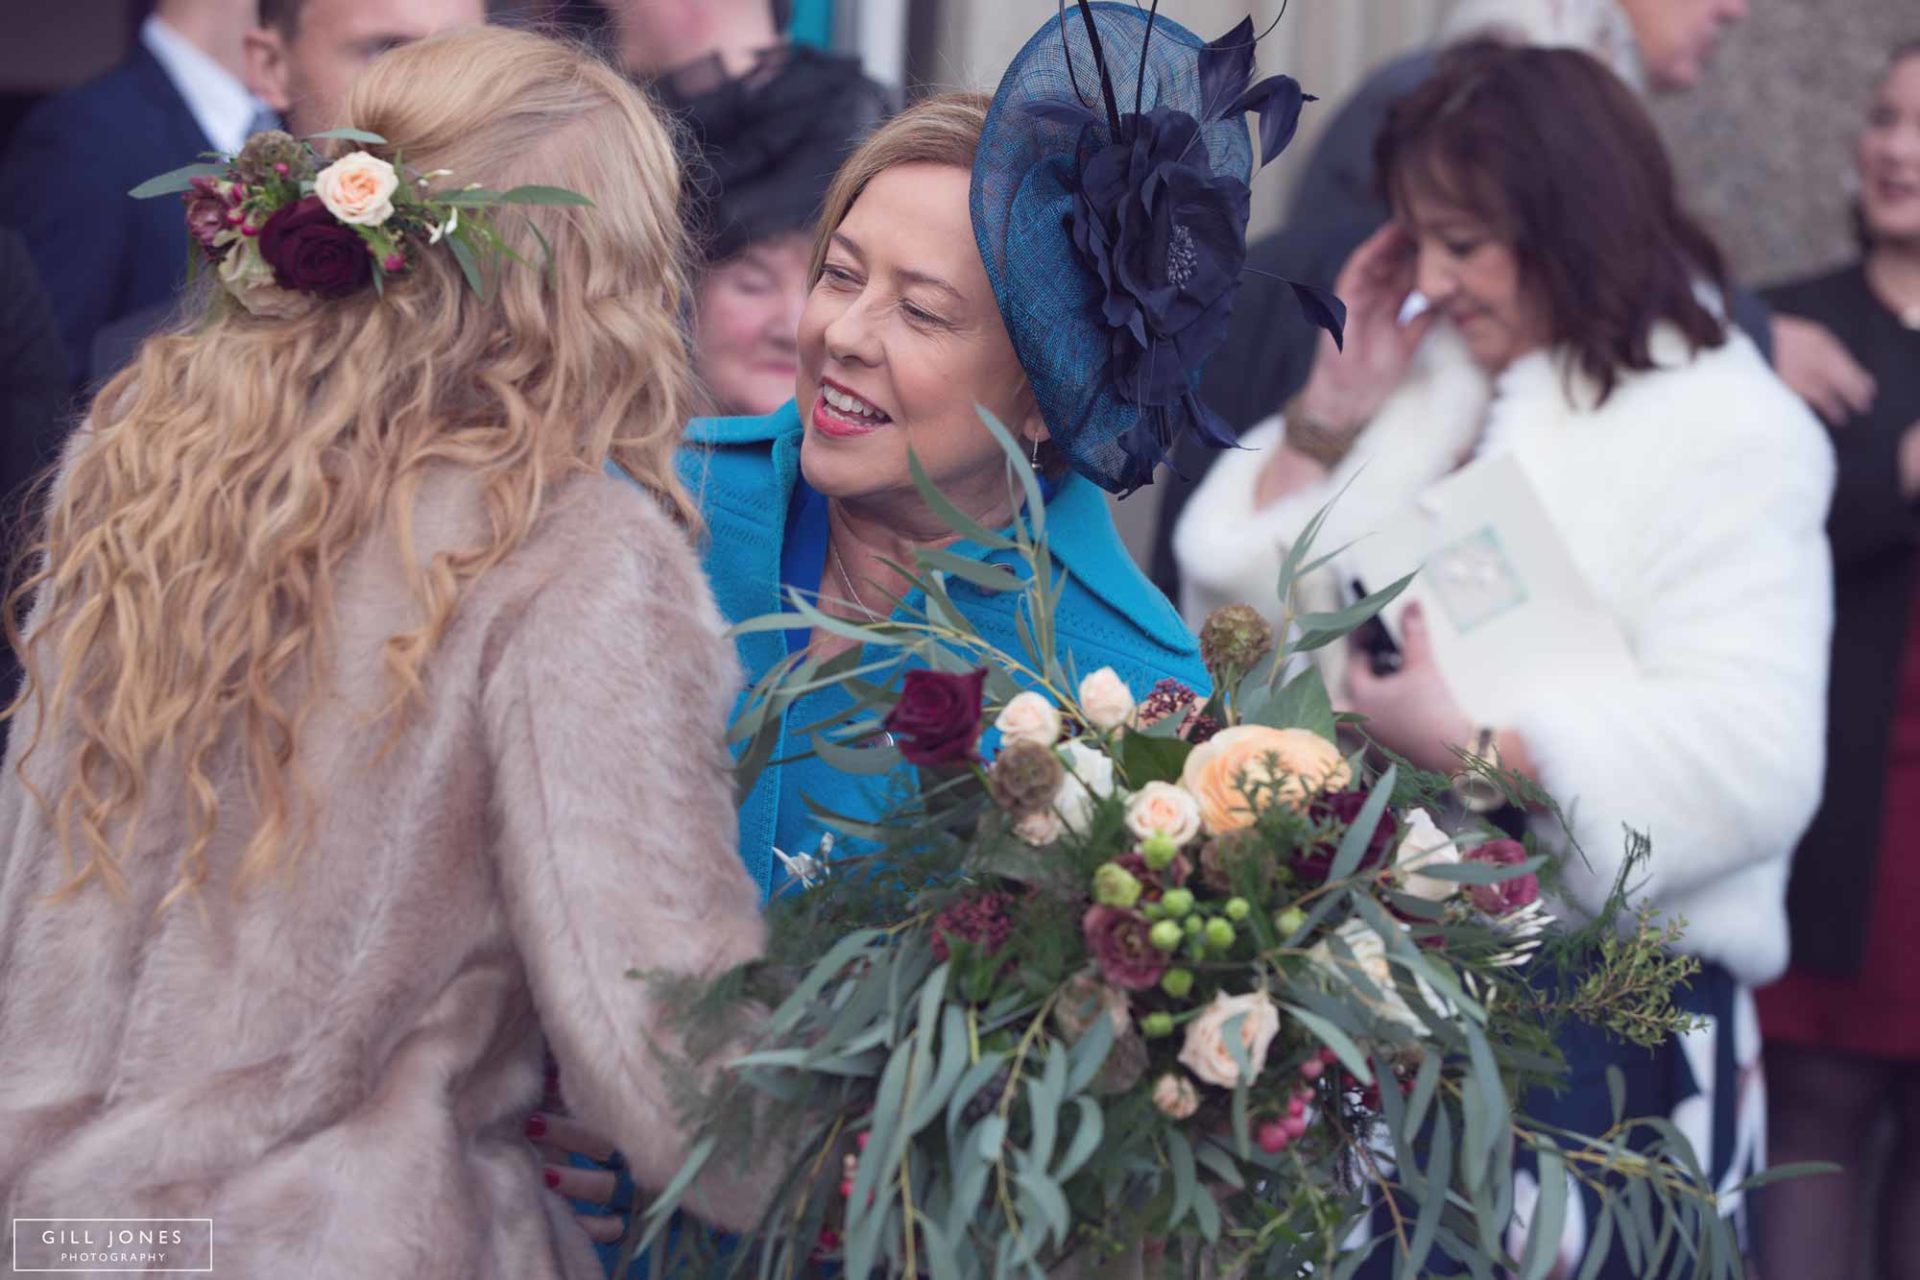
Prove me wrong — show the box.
[244,0,485,139]
[1176,45,1833,1271]
[657,39,890,417]
[0,228,67,747]
[0,0,271,388]
[597,0,782,81]
[0,228,65,530]
[1755,41,1920,1280]
[1286,0,1747,234]
[1149,0,1869,601]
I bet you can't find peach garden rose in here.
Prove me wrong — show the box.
[1124,780,1203,847]
[994,691,1062,748]
[1078,667,1137,731]
[1177,990,1281,1089]
[1180,725,1351,834]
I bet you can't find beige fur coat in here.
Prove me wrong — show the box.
[0,466,766,1277]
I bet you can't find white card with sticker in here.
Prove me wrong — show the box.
[1340,453,1636,724]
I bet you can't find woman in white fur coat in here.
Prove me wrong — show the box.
[0,29,768,1279]
[1178,44,1832,1274]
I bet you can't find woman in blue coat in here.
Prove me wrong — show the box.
[674,67,1285,898]
[687,391,1204,896]
[554,9,1339,1258]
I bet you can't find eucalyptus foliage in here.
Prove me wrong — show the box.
[627,412,1805,1280]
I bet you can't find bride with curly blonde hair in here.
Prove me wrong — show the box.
[0,25,766,1277]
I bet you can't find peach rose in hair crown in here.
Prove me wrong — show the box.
[314,153,399,227]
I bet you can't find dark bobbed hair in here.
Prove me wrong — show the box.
[1375,41,1729,405]
[658,44,892,267]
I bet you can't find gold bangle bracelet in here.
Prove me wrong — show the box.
[1452,726,1506,814]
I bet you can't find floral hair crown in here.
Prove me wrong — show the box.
[132,129,590,319]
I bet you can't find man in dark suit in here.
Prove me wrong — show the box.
[0,228,67,507]
[244,0,485,141]
[0,0,265,390]
[594,0,783,80]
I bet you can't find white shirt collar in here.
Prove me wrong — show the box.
[141,15,272,155]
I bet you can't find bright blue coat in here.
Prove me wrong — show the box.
[679,401,1207,899]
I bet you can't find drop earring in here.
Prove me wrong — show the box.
[1029,436,1042,471]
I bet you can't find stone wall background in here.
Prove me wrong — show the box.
[1652,0,1915,289]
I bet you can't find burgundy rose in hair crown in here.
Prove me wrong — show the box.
[132,128,590,318]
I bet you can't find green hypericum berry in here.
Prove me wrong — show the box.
[1274,907,1308,938]
[1149,920,1184,952]
[1140,833,1179,871]
[1161,968,1195,999]
[1143,1012,1175,1038]
[1224,897,1251,921]
[1092,862,1143,909]
[1205,917,1236,949]
[1143,900,1167,921]
[1161,888,1195,918]
[1184,935,1208,962]
[1183,915,1203,936]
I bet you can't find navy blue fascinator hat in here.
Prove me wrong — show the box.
[973,2,1344,495]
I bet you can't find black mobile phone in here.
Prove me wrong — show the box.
[1348,578,1404,676]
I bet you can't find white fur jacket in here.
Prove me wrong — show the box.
[0,467,766,1278]
[1176,325,1836,986]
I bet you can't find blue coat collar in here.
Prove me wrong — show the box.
[684,401,1193,655]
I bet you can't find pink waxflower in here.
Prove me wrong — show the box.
[183,177,235,257]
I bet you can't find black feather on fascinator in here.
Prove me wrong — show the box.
[973,2,1345,495]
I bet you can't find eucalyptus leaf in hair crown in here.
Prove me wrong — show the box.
[132,128,590,318]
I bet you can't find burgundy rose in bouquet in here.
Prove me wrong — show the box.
[1293,789,1399,886]
[882,668,987,766]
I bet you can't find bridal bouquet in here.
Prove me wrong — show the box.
[631,419,1765,1280]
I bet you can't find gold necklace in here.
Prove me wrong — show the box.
[828,542,881,621]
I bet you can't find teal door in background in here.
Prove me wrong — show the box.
[788,0,833,47]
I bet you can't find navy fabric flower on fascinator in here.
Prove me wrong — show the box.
[973,2,1345,495]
